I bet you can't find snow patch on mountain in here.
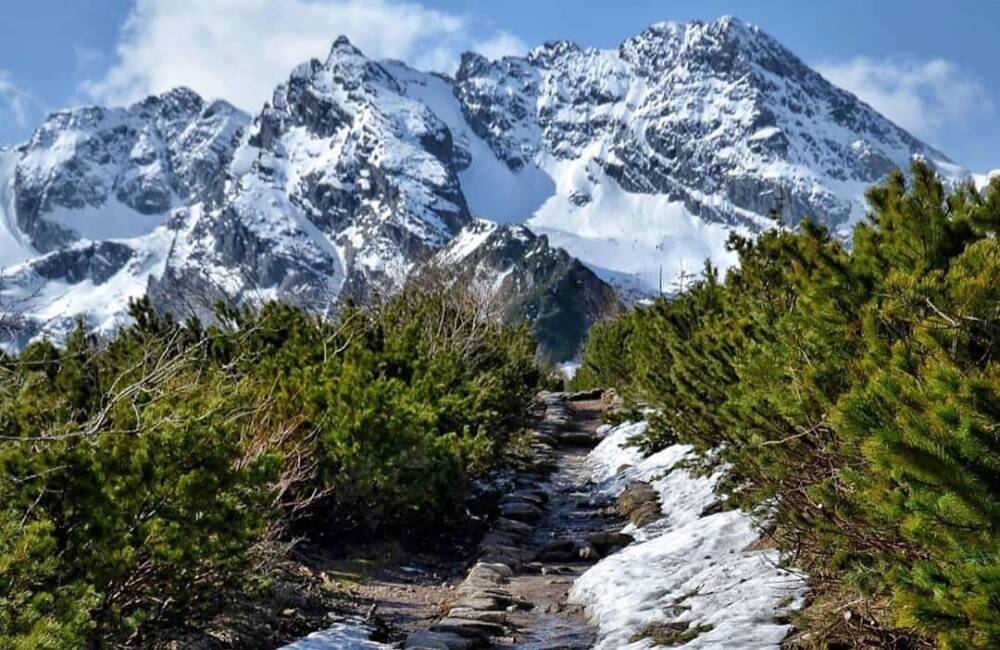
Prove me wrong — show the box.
[435,218,500,264]
[386,61,555,223]
[0,149,35,268]
[42,202,169,242]
[0,227,174,343]
[527,161,743,293]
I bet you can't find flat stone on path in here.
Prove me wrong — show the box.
[498,501,544,522]
[431,617,506,638]
[405,630,482,649]
[447,607,509,624]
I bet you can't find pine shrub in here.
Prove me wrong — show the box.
[0,277,540,645]
[579,162,1000,648]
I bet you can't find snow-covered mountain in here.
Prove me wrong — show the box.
[0,89,248,339]
[450,16,963,291]
[0,16,965,358]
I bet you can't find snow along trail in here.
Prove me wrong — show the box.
[278,622,393,650]
[276,400,807,649]
[569,420,809,649]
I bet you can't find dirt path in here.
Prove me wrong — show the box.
[395,393,622,650]
[478,396,608,650]
[491,443,604,649]
[280,393,618,650]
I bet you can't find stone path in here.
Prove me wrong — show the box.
[403,393,627,650]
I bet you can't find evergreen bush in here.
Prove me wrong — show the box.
[579,162,1000,648]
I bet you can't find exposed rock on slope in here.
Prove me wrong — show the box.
[434,221,621,360]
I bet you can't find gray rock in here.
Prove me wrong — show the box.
[452,596,502,612]
[475,554,521,571]
[447,608,508,625]
[431,617,505,638]
[478,544,535,563]
[405,630,481,649]
[617,480,664,527]
[473,562,514,579]
[498,501,543,522]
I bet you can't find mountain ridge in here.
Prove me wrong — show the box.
[0,16,966,358]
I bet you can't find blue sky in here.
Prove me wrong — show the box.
[1,0,997,170]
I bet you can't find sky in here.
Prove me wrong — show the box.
[0,0,997,170]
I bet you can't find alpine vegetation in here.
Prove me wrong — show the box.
[574,162,1000,649]
[0,277,540,647]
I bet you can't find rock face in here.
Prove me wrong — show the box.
[12,88,244,252]
[0,16,965,354]
[432,221,621,359]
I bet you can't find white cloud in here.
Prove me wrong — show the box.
[0,71,41,130]
[473,31,528,61]
[83,0,527,112]
[816,57,993,142]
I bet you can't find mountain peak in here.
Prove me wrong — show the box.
[456,51,490,80]
[619,16,774,68]
[527,40,583,66]
[152,86,203,107]
[329,34,363,58]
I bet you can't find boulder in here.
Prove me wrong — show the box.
[466,565,508,585]
[589,531,635,553]
[617,480,663,527]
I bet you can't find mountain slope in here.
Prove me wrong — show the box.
[0,16,967,357]
[0,89,248,341]
[150,37,478,321]
[433,220,622,360]
[451,16,963,291]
